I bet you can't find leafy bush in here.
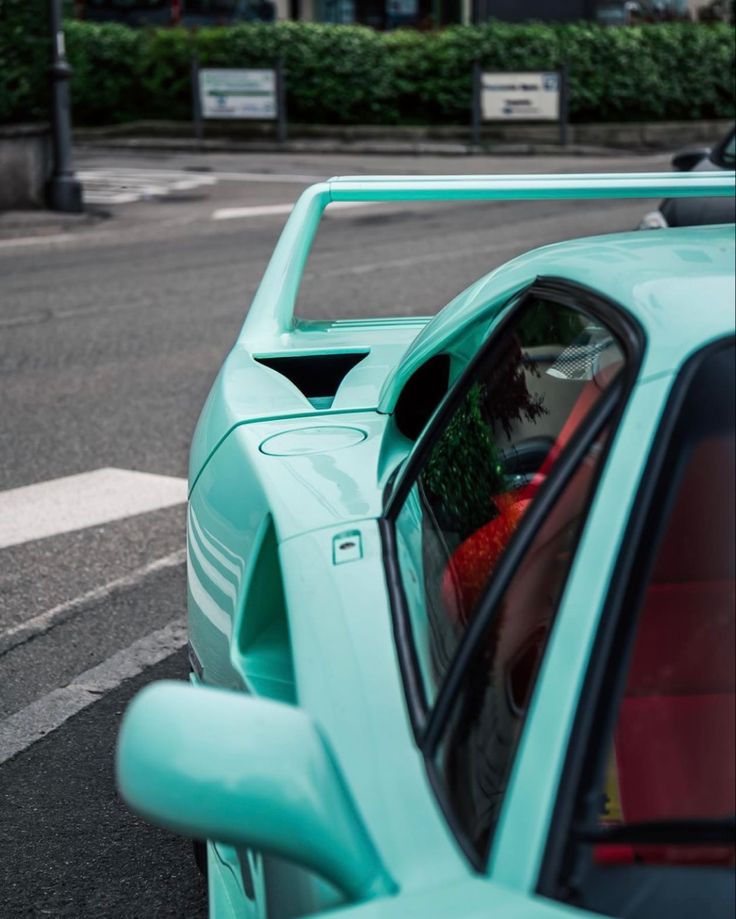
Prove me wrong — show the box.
[2,18,734,126]
[66,23,145,123]
[0,0,50,122]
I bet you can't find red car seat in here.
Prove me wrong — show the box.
[600,435,736,866]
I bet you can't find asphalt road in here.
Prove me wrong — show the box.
[0,146,668,917]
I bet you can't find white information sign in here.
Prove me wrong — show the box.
[199,68,277,121]
[481,71,560,122]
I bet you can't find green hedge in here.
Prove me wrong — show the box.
[2,19,734,126]
[0,0,50,123]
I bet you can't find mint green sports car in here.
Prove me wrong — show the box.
[117,173,736,919]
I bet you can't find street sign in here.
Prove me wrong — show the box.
[480,71,561,122]
[199,68,277,120]
[471,66,568,147]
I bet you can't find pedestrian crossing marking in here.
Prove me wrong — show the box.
[78,168,217,204]
[0,468,187,550]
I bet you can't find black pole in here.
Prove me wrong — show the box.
[471,59,481,147]
[559,64,569,147]
[46,0,83,213]
[191,54,204,148]
[276,56,288,144]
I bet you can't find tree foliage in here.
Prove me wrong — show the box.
[0,0,50,123]
[1,17,734,126]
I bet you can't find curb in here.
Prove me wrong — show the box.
[73,117,733,156]
[75,137,632,157]
[0,208,108,243]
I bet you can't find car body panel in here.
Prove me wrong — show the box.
[189,319,428,492]
[380,225,736,411]
[324,876,604,919]
[279,524,467,889]
[208,844,260,919]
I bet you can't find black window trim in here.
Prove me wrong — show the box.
[380,277,644,867]
[537,335,736,902]
[422,379,621,754]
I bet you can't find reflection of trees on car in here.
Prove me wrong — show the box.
[424,345,546,543]
[424,384,507,541]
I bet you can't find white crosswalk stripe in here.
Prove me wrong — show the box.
[0,466,190,760]
[0,467,187,550]
[78,167,217,204]
[0,618,187,765]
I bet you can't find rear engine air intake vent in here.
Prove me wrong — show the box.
[255,352,368,409]
[394,353,451,440]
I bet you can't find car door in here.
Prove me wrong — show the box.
[537,339,735,919]
[382,278,640,869]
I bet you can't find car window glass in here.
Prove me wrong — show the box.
[596,434,735,865]
[435,429,611,861]
[394,296,625,704]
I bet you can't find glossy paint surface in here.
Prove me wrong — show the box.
[119,173,735,918]
[117,682,396,901]
[379,224,736,410]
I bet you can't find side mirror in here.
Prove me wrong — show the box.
[671,146,710,172]
[116,682,396,902]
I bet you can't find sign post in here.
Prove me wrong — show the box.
[471,59,482,147]
[472,68,568,147]
[193,65,286,142]
[559,63,569,148]
[276,57,288,144]
[191,55,203,147]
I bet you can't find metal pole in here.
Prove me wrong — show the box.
[191,54,204,148]
[276,57,288,145]
[471,59,482,147]
[46,0,83,212]
[559,64,569,148]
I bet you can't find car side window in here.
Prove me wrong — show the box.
[393,295,625,705]
[435,425,613,861]
[544,344,735,919]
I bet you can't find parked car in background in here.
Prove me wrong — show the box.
[117,173,735,919]
[640,125,736,228]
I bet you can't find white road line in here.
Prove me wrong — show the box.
[81,168,319,184]
[212,200,374,220]
[0,618,187,765]
[78,168,217,204]
[0,468,187,551]
[208,171,321,183]
[212,203,293,220]
[0,233,78,251]
[0,548,186,657]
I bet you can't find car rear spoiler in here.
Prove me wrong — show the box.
[239,172,736,343]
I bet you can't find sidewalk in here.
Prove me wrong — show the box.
[74,117,732,156]
[0,208,106,244]
[76,135,619,158]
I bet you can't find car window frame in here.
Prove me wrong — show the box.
[380,277,643,867]
[537,335,736,900]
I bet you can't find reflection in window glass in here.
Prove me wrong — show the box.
[437,432,611,860]
[395,298,624,703]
